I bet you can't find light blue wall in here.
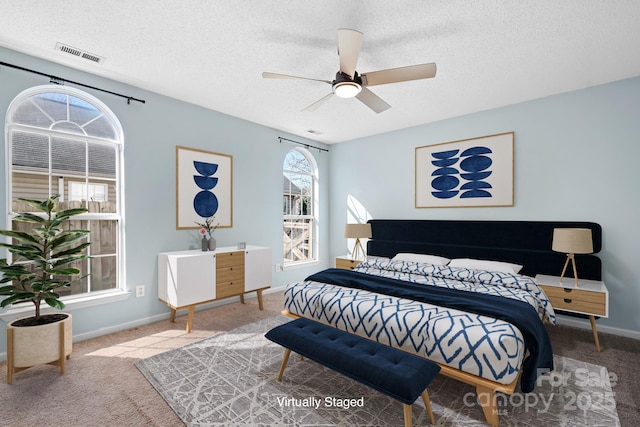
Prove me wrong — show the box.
[328,76,640,334]
[0,47,331,355]
[1,45,639,355]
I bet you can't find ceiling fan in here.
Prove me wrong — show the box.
[262,28,437,113]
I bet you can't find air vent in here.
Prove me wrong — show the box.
[55,42,106,64]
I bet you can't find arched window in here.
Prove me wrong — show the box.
[282,148,317,265]
[5,85,124,299]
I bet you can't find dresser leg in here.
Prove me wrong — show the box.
[186,305,195,333]
[257,289,264,310]
[589,315,601,352]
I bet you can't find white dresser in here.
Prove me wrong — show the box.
[158,245,271,332]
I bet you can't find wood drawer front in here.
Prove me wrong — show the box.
[541,286,606,316]
[216,280,244,299]
[216,265,244,283]
[547,296,606,316]
[336,258,360,270]
[542,286,605,304]
[216,251,245,299]
[216,251,245,268]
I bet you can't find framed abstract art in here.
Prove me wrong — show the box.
[415,132,514,208]
[176,146,233,229]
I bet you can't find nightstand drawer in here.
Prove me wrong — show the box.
[336,258,361,270]
[541,286,605,304]
[541,285,606,316]
[546,296,606,316]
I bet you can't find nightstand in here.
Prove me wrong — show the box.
[335,256,362,270]
[535,274,608,352]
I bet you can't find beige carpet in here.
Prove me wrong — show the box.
[1,291,639,426]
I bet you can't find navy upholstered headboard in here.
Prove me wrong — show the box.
[366,219,602,280]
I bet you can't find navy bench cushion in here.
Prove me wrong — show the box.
[265,317,440,405]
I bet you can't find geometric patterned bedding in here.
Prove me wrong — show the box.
[283,258,556,386]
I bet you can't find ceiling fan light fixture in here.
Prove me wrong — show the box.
[263,29,436,113]
[333,81,361,98]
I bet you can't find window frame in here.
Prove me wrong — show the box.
[282,147,319,269]
[1,85,129,322]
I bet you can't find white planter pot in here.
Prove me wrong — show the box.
[6,313,72,384]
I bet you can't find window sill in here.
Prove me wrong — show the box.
[0,289,131,324]
[282,259,320,271]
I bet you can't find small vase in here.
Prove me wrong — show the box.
[201,236,208,251]
[208,237,217,251]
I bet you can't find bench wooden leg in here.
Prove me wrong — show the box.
[421,390,436,424]
[169,308,176,323]
[277,348,292,381]
[476,385,499,427]
[401,390,437,426]
[402,404,412,427]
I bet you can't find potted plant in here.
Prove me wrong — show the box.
[0,195,90,384]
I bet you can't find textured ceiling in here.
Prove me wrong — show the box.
[1,0,639,144]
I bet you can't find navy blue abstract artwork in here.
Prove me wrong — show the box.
[176,146,233,229]
[416,132,513,208]
[431,146,493,199]
[193,161,219,218]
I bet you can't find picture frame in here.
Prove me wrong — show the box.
[176,146,233,229]
[415,132,514,208]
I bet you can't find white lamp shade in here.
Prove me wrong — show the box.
[552,228,593,254]
[344,223,372,239]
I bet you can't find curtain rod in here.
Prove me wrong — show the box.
[278,136,329,152]
[0,61,146,105]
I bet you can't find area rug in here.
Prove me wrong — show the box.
[135,316,620,426]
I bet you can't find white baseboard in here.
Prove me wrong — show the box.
[73,289,281,343]
[554,313,640,340]
[0,288,284,362]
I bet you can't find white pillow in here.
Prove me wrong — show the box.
[392,253,451,266]
[449,258,523,274]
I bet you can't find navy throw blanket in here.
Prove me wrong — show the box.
[306,268,553,393]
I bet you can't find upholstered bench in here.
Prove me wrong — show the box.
[265,317,440,426]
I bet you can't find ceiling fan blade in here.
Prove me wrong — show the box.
[302,93,334,112]
[355,88,391,113]
[262,72,332,84]
[337,28,363,78]
[361,63,437,87]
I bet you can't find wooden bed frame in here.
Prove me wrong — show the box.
[288,219,602,426]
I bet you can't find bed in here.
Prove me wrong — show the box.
[283,219,602,426]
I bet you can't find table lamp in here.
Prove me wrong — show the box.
[552,228,594,287]
[344,223,372,261]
